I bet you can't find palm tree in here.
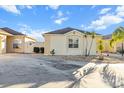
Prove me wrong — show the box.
[110,39,115,48]
[84,32,88,56]
[110,27,124,56]
[87,31,96,56]
[98,40,104,60]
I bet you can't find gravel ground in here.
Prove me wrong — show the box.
[0,53,123,88]
[0,53,87,88]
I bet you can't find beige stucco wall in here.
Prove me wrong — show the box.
[6,36,38,53]
[0,34,7,54]
[50,35,66,55]
[65,30,84,55]
[44,34,51,55]
[44,30,98,55]
[33,42,44,47]
[0,28,38,54]
[24,37,37,53]
[6,36,25,53]
[0,29,13,54]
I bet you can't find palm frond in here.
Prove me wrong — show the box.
[110,39,115,48]
[110,26,124,48]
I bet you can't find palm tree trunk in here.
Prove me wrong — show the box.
[88,38,94,56]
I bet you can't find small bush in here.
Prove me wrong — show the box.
[33,47,40,53]
[50,49,55,56]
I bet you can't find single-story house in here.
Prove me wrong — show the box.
[43,27,101,55]
[0,27,37,54]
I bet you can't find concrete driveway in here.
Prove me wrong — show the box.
[0,54,87,88]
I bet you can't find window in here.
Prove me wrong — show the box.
[13,39,22,49]
[68,38,79,48]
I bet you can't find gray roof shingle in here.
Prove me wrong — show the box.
[0,27,25,35]
[45,27,100,35]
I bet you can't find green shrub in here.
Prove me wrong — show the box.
[50,49,55,56]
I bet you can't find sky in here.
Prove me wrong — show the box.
[0,5,124,41]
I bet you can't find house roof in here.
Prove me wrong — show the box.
[0,27,25,35]
[26,36,37,41]
[44,27,100,35]
[103,34,112,39]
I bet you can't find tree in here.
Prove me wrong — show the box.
[110,27,124,56]
[98,40,104,60]
[87,31,96,56]
[110,39,115,48]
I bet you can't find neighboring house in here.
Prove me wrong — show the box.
[102,34,116,53]
[43,27,101,55]
[0,27,36,54]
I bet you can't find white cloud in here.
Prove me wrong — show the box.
[87,14,124,30]
[116,5,124,17]
[19,5,32,9]
[0,5,20,15]
[51,11,64,19]
[18,24,49,41]
[57,11,63,17]
[100,8,111,14]
[81,24,87,30]
[0,5,33,15]
[117,12,124,17]
[48,5,60,10]
[116,5,124,12]
[85,6,124,30]
[91,5,96,9]
[81,24,84,28]
[51,10,69,25]
[26,5,32,9]
[54,17,68,24]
